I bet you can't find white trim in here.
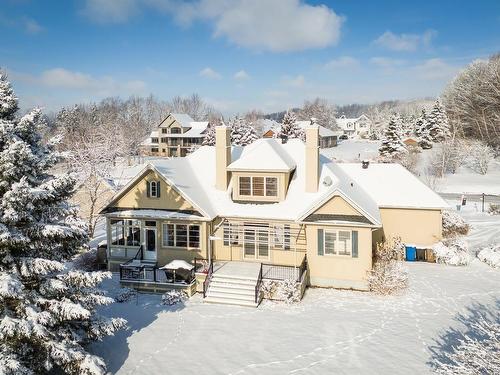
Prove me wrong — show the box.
[143,227,157,261]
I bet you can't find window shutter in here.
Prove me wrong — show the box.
[317,229,324,256]
[146,181,150,197]
[157,181,161,197]
[352,231,358,258]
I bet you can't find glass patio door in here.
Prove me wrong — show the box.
[243,223,269,260]
[143,228,157,260]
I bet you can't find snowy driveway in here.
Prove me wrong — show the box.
[93,261,499,375]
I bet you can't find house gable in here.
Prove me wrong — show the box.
[159,114,184,131]
[104,169,198,213]
[314,195,363,216]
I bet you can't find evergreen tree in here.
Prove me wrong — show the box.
[426,98,450,142]
[230,117,258,146]
[201,121,217,146]
[378,114,408,157]
[414,109,433,149]
[0,73,125,374]
[277,111,305,142]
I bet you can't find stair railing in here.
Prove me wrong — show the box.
[202,259,214,298]
[255,263,263,304]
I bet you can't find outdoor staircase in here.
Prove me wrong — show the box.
[204,262,261,307]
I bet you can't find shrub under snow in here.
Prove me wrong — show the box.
[488,203,500,215]
[161,290,187,306]
[477,244,500,268]
[368,238,409,295]
[276,279,301,304]
[115,287,137,303]
[73,247,98,271]
[434,317,500,374]
[442,210,470,238]
[433,238,471,266]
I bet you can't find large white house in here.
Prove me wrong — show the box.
[336,114,372,138]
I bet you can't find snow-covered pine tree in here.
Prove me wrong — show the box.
[426,98,451,142]
[378,114,408,157]
[276,110,305,142]
[201,120,217,146]
[413,110,433,149]
[230,117,258,146]
[0,72,126,375]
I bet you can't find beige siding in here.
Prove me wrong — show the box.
[305,225,372,290]
[111,170,196,211]
[379,208,442,245]
[313,195,362,216]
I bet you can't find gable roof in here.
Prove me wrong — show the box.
[227,139,296,172]
[338,163,449,209]
[170,113,195,127]
[296,121,340,137]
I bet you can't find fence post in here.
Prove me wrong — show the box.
[482,193,485,212]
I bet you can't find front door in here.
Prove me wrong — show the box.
[143,228,157,260]
[243,224,269,261]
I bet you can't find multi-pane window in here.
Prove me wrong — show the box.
[324,230,351,256]
[162,223,200,248]
[149,181,159,198]
[151,147,159,153]
[161,137,168,143]
[151,137,159,143]
[161,128,168,134]
[265,177,278,197]
[111,219,140,246]
[252,177,264,196]
[223,223,240,245]
[238,176,278,198]
[239,177,251,196]
[170,128,181,134]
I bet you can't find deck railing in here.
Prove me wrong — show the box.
[255,263,263,304]
[261,255,307,282]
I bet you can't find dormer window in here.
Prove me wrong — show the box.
[239,176,278,197]
[147,181,161,198]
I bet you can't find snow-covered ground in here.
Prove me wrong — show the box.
[92,208,500,375]
[322,140,381,162]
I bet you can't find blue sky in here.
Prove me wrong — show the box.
[2,0,500,115]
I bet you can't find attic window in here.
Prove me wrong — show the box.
[238,176,278,197]
[147,181,161,198]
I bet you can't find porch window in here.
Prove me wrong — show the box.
[272,224,291,250]
[162,223,200,249]
[111,219,140,247]
[223,223,240,245]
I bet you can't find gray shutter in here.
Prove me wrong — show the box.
[352,231,358,258]
[317,229,324,256]
[146,181,150,197]
[157,181,161,197]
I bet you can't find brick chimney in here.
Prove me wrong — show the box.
[305,120,319,193]
[215,125,231,190]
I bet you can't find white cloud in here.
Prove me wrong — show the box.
[83,0,343,52]
[283,74,305,88]
[22,17,43,34]
[324,56,359,69]
[413,58,458,80]
[370,57,406,69]
[82,0,139,23]
[199,67,222,79]
[373,29,436,51]
[233,70,250,80]
[14,68,146,94]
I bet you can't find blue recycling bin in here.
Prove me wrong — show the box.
[405,246,417,261]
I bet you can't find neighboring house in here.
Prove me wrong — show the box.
[402,137,420,147]
[139,113,209,157]
[336,114,372,138]
[101,125,447,306]
[262,120,341,148]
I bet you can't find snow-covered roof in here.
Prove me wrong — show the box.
[336,115,371,131]
[103,209,210,221]
[140,140,382,223]
[338,163,449,209]
[296,121,339,137]
[227,139,296,172]
[170,113,195,127]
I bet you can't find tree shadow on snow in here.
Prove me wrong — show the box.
[91,290,187,373]
[427,298,499,372]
